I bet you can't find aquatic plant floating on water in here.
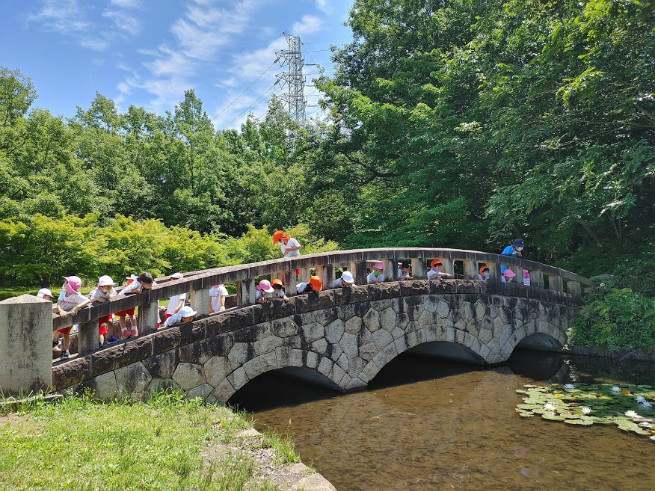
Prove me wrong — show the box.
[516,383,655,442]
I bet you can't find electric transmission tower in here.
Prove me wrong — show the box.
[275,32,306,124]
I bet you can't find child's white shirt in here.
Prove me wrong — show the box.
[209,284,228,311]
[89,287,116,300]
[366,272,385,283]
[57,290,88,311]
[166,293,187,315]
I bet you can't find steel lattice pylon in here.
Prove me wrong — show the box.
[275,32,306,124]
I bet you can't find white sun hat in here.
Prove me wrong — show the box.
[98,275,115,286]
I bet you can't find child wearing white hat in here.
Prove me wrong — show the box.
[332,270,356,288]
[88,275,118,346]
[163,305,197,327]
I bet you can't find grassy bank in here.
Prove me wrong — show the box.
[0,391,303,490]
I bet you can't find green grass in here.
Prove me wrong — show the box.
[0,391,282,490]
[261,430,302,465]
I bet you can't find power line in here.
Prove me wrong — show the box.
[221,82,281,130]
[215,60,277,119]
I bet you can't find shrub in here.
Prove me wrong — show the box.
[570,286,655,352]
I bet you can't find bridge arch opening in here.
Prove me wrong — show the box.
[406,341,486,365]
[516,333,563,352]
[227,367,340,412]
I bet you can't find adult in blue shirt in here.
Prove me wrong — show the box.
[500,238,524,274]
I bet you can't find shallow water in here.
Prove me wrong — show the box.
[232,351,655,490]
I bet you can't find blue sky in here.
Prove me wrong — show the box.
[1,0,355,129]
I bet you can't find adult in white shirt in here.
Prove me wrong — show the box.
[273,230,301,257]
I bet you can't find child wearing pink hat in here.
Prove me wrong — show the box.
[366,262,386,284]
[255,279,276,302]
[56,276,92,360]
[502,269,516,283]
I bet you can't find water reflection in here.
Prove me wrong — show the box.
[232,351,655,490]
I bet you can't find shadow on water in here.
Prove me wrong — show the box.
[228,348,655,413]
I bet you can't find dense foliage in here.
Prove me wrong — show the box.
[1,0,653,293]
[314,0,654,287]
[570,286,655,351]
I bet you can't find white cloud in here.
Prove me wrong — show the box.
[29,0,89,34]
[292,14,323,36]
[103,10,141,36]
[110,0,142,8]
[217,77,239,88]
[315,0,332,14]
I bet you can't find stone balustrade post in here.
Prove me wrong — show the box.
[462,260,477,280]
[138,300,160,335]
[547,274,563,292]
[410,258,426,279]
[443,258,455,277]
[530,270,544,288]
[351,261,368,285]
[237,278,256,307]
[384,259,397,281]
[567,280,581,298]
[0,295,52,393]
[78,319,99,356]
[283,270,298,296]
[486,263,500,281]
[316,264,334,290]
[190,288,211,316]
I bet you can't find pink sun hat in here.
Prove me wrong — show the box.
[503,269,516,279]
[373,261,385,271]
[63,276,82,294]
[256,279,275,293]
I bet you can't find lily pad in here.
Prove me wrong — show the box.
[516,382,655,442]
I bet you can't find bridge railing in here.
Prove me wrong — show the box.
[48,248,591,358]
[0,248,592,394]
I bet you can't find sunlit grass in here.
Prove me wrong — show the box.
[0,391,280,490]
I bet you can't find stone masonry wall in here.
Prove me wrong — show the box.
[52,280,579,403]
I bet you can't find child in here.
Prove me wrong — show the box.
[427,260,454,280]
[397,261,413,280]
[115,275,138,338]
[332,270,355,288]
[522,269,531,286]
[271,279,289,301]
[209,283,228,313]
[165,273,186,320]
[273,230,301,258]
[56,276,93,360]
[163,305,197,328]
[502,269,516,283]
[255,279,276,302]
[88,275,118,346]
[366,262,386,284]
[297,276,323,294]
[478,266,490,282]
[118,272,155,338]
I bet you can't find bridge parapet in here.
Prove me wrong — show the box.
[1,248,591,395]
[50,279,581,401]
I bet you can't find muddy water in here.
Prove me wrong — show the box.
[232,352,655,490]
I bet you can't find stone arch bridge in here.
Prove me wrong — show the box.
[0,248,591,401]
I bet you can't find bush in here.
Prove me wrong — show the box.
[569,286,655,352]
